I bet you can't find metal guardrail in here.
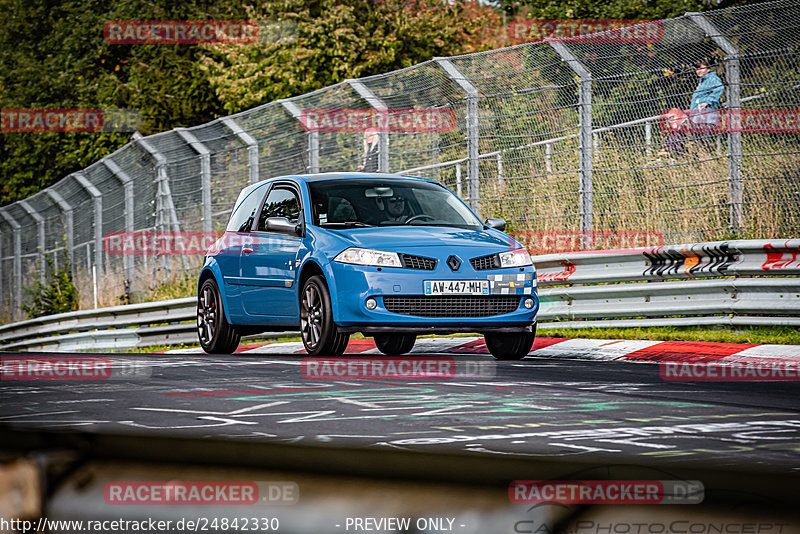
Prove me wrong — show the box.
[0,297,197,351]
[0,239,797,351]
[535,238,800,328]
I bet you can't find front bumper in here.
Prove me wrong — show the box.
[329,261,539,333]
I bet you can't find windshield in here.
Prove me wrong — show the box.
[307,178,482,229]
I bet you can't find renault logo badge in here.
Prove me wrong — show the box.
[447,255,461,271]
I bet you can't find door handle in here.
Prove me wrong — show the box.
[242,247,254,254]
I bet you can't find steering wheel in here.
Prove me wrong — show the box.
[404,214,435,224]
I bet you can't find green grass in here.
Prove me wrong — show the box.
[146,272,197,302]
[537,325,800,345]
[117,325,800,353]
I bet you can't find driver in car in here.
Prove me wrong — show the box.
[384,195,407,223]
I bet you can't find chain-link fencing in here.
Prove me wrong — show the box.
[1,0,798,321]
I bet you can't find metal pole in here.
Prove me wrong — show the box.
[545,142,553,173]
[134,133,182,236]
[434,58,481,215]
[0,209,22,310]
[45,189,75,279]
[347,80,390,172]
[308,131,320,174]
[280,100,319,174]
[221,117,261,184]
[496,153,504,186]
[72,172,104,284]
[134,133,187,272]
[548,41,594,239]
[645,120,653,157]
[175,128,212,233]
[102,158,135,286]
[687,12,742,235]
[18,200,45,283]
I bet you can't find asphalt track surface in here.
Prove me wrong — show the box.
[1,344,799,474]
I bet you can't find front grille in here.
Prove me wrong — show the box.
[470,253,500,270]
[384,296,520,318]
[400,253,437,270]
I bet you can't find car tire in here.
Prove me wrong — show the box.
[374,334,416,355]
[198,277,241,354]
[300,275,349,356]
[485,329,535,360]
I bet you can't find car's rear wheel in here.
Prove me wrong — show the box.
[374,334,416,355]
[485,329,535,360]
[198,277,241,354]
[300,275,349,356]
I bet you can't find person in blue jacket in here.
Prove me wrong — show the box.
[690,59,725,140]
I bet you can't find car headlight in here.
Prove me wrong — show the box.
[334,247,402,267]
[498,249,532,267]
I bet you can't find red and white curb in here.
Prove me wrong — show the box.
[166,336,800,365]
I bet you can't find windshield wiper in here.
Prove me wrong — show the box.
[320,221,374,228]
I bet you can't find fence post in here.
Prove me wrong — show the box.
[175,128,213,233]
[102,159,134,286]
[221,117,260,184]
[134,134,182,235]
[45,189,75,280]
[72,172,104,286]
[280,100,319,174]
[545,142,553,172]
[0,227,3,311]
[18,200,46,283]
[134,133,187,271]
[434,58,480,214]
[687,12,742,235]
[0,209,22,311]
[455,163,462,197]
[548,41,594,240]
[496,153,504,186]
[347,80,389,173]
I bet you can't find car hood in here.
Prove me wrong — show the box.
[331,226,518,251]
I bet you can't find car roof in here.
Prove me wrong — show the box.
[236,172,441,199]
[297,172,435,182]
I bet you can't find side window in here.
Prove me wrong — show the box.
[226,187,266,232]
[257,187,301,231]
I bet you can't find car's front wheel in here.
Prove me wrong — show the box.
[300,275,349,356]
[485,330,535,360]
[198,277,241,354]
[374,334,416,355]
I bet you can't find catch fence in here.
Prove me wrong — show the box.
[1,0,798,320]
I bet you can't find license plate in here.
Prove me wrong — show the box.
[424,280,489,295]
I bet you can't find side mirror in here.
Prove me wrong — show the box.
[485,218,506,231]
[266,217,301,236]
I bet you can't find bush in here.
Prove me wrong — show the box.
[22,254,79,319]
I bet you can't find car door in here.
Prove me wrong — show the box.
[239,183,303,317]
[212,184,268,319]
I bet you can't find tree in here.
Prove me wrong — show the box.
[199,0,502,113]
[0,0,245,206]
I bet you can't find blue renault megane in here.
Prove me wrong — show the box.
[197,173,539,359]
